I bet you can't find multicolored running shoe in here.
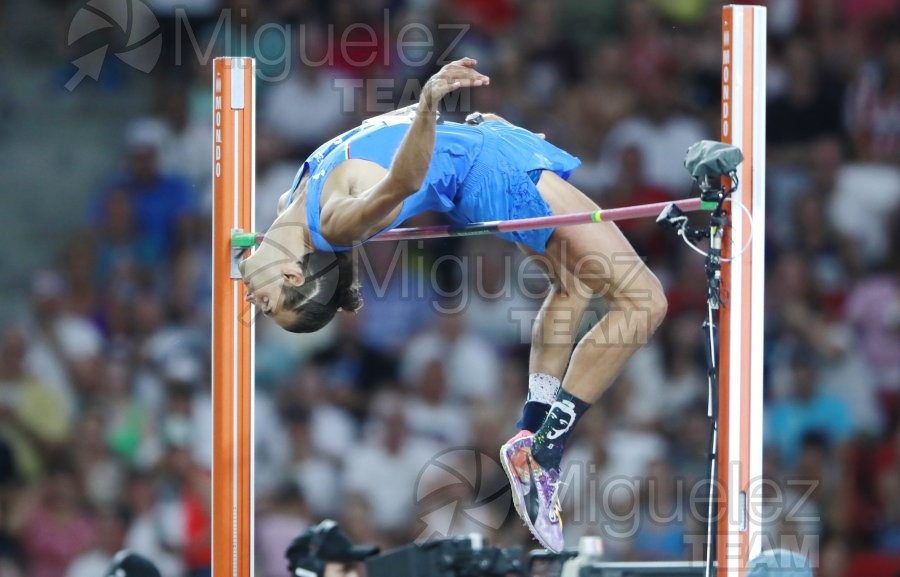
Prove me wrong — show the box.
[500,430,564,552]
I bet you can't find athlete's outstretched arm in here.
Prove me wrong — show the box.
[319,58,489,244]
[360,103,421,124]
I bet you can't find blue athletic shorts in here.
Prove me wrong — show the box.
[452,121,581,254]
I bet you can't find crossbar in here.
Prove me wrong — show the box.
[231,197,707,248]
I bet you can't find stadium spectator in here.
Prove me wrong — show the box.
[0,327,71,483]
[18,460,95,577]
[63,507,127,577]
[342,394,436,539]
[262,22,350,156]
[403,358,471,447]
[93,119,196,267]
[766,351,855,468]
[401,310,502,402]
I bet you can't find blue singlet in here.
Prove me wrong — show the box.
[287,118,581,254]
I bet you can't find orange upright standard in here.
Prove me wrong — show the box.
[211,56,256,577]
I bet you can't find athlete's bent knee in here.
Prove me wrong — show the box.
[647,282,668,333]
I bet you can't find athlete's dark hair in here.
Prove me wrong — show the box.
[281,251,362,333]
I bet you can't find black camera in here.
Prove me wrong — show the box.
[366,536,524,577]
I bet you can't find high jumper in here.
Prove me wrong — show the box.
[214,7,766,576]
[238,57,672,552]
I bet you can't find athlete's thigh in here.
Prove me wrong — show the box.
[535,171,662,302]
[517,243,592,300]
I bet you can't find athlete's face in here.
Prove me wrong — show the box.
[238,243,304,328]
[237,195,312,328]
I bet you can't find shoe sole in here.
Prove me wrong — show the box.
[499,439,562,552]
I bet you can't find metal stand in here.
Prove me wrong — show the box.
[658,174,735,577]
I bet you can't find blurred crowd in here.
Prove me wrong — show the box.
[2,0,900,576]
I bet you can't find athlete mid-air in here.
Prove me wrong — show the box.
[238,58,668,551]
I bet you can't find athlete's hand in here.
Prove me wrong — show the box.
[419,57,490,113]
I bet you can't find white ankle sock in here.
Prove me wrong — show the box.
[526,373,561,405]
